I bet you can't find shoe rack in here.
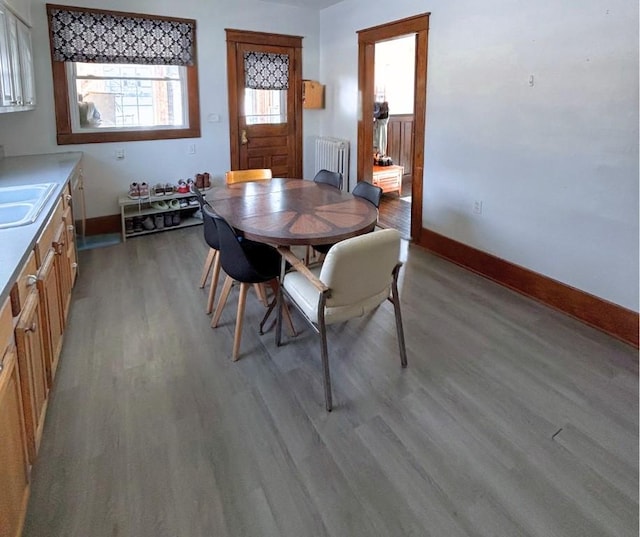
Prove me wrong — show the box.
[118,190,206,241]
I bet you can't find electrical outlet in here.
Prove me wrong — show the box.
[115,149,125,160]
[473,200,483,215]
[188,144,196,155]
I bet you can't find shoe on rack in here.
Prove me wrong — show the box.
[188,197,199,206]
[164,212,174,227]
[139,182,150,198]
[132,216,143,232]
[151,200,169,210]
[169,198,181,210]
[177,179,189,194]
[154,214,165,229]
[128,182,140,199]
[179,198,189,208]
[125,218,134,234]
[142,216,155,230]
[165,183,175,195]
[172,212,181,226]
[153,183,165,196]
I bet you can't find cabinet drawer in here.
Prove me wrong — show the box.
[9,250,37,318]
[34,198,63,266]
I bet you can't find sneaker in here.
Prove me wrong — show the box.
[164,212,174,227]
[153,183,165,196]
[165,183,175,195]
[139,182,150,198]
[154,214,165,229]
[132,216,143,232]
[125,218,134,234]
[128,182,140,199]
[172,212,181,226]
[188,197,199,206]
[179,199,189,208]
[142,216,155,230]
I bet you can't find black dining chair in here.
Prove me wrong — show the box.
[203,205,294,361]
[313,169,343,190]
[352,180,383,209]
[191,184,222,314]
[310,180,383,259]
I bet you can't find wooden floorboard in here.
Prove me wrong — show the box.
[23,227,638,537]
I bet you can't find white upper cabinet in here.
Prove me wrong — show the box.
[0,1,35,112]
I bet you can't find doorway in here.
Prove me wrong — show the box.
[225,29,303,177]
[357,14,429,241]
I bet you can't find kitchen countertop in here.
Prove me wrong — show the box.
[0,152,83,307]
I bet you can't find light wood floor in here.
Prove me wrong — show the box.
[23,227,638,537]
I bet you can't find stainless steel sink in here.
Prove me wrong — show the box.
[0,183,57,229]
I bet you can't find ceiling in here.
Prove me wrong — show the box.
[258,0,344,10]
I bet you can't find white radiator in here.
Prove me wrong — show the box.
[314,137,350,191]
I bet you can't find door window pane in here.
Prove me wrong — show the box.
[244,88,287,125]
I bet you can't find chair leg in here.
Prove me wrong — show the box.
[253,283,268,306]
[199,247,216,288]
[206,251,221,314]
[264,280,296,337]
[211,275,234,328]
[391,267,408,368]
[232,283,249,361]
[318,315,333,412]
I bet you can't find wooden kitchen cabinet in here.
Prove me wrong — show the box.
[0,296,30,537]
[14,288,48,463]
[0,342,30,537]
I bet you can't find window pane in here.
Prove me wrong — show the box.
[72,62,185,130]
[244,88,286,125]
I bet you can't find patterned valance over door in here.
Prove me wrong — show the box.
[47,4,196,66]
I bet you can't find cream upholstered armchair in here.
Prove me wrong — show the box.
[276,228,407,411]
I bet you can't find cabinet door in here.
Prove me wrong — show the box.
[0,5,16,107]
[0,345,30,537]
[53,222,72,324]
[15,289,48,463]
[63,205,78,289]
[16,20,33,106]
[37,250,63,387]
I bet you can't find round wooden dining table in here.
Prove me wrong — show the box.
[205,178,378,246]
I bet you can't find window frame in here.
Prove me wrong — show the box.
[47,7,200,145]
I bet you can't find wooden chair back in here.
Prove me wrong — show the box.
[225,169,272,184]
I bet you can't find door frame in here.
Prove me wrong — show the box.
[225,29,303,176]
[357,13,429,241]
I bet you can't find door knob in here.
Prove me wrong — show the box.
[241,130,248,145]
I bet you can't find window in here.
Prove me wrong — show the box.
[46,5,200,144]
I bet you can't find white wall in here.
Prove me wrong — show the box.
[319,0,639,312]
[0,0,322,218]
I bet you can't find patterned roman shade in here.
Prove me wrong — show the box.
[244,52,289,90]
[47,5,195,66]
